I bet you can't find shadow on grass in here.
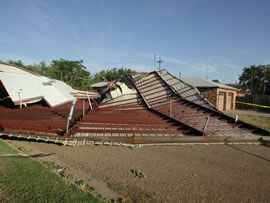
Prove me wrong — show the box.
[0,153,54,158]
[225,143,270,163]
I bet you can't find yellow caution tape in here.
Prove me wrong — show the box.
[236,101,270,109]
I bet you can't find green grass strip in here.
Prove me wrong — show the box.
[225,112,270,131]
[0,139,103,202]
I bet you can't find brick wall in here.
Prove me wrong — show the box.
[198,87,237,111]
[198,87,217,107]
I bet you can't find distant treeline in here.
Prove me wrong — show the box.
[7,59,134,90]
[6,59,270,95]
[213,64,270,95]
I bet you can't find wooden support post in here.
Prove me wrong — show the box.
[87,93,93,110]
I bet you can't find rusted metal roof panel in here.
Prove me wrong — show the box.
[0,100,88,136]
[130,70,268,137]
[0,69,269,145]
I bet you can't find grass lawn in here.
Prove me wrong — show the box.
[225,112,270,131]
[0,139,103,202]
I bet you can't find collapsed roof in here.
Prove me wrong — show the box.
[0,69,269,146]
[0,72,75,107]
[0,63,98,108]
[70,70,270,142]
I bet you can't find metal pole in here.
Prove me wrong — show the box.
[153,54,156,70]
[157,56,163,71]
[203,116,210,135]
[66,99,76,134]
[234,114,238,128]
[250,75,253,94]
[169,98,172,117]
[159,56,161,71]
[82,99,85,117]
[263,66,266,95]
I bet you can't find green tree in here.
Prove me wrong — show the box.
[7,60,135,91]
[39,61,49,75]
[225,83,242,89]
[212,79,220,83]
[92,67,134,83]
[8,60,47,75]
[48,59,92,90]
[239,65,270,95]
[8,60,27,69]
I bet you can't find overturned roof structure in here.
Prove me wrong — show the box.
[0,72,75,107]
[0,63,98,108]
[0,69,269,146]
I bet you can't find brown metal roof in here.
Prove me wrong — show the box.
[0,69,269,145]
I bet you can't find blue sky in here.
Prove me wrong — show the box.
[1,0,270,83]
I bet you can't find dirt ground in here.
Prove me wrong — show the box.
[4,139,270,202]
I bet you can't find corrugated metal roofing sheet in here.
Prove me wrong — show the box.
[0,69,268,145]
[0,72,74,107]
[129,70,267,137]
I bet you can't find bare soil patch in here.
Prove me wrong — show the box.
[6,139,270,202]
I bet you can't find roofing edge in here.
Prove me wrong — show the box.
[0,61,40,76]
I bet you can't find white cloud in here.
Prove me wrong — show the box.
[222,63,240,69]
[197,64,216,73]
[238,49,252,56]
[163,56,194,67]
[125,64,152,72]
[0,33,11,42]
[263,60,270,65]
[111,59,121,63]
